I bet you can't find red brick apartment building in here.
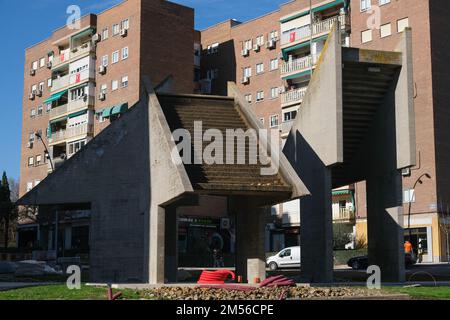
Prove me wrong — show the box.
[19,0,450,261]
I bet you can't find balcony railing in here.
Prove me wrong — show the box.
[281,55,315,76]
[51,75,70,92]
[281,87,308,106]
[49,123,93,145]
[333,208,356,222]
[281,14,349,46]
[49,96,95,120]
[52,42,94,69]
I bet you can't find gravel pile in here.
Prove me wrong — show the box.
[141,286,384,300]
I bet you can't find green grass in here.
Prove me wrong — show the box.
[0,285,142,300]
[383,286,450,300]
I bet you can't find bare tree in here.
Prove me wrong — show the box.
[439,203,450,264]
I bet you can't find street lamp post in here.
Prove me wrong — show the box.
[407,173,431,240]
[35,132,54,172]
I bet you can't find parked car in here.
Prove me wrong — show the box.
[347,253,417,270]
[266,246,301,271]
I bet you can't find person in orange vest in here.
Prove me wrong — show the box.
[404,240,413,255]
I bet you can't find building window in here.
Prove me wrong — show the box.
[31,61,38,70]
[112,80,119,91]
[37,105,43,116]
[256,90,264,102]
[39,57,45,68]
[397,18,409,33]
[270,115,279,128]
[360,0,371,12]
[47,78,52,87]
[36,155,42,165]
[260,118,264,125]
[100,84,107,94]
[244,39,252,50]
[121,75,129,88]
[28,157,34,167]
[269,30,278,40]
[379,0,390,5]
[270,87,279,99]
[102,27,109,40]
[68,139,86,156]
[256,63,264,74]
[113,23,120,36]
[207,43,219,54]
[256,35,264,46]
[361,29,373,43]
[243,67,252,78]
[102,55,108,67]
[403,189,415,204]
[26,182,33,192]
[283,110,297,122]
[270,58,278,71]
[380,23,392,38]
[122,47,129,60]
[71,86,86,101]
[245,94,252,104]
[30,108,36,118]
[112,51,119,64]
[39,82,44,92]
[46,103,51,112]
[121,19,130,30]
[31,84,37,93]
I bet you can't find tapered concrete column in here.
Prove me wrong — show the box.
[149,206,166,284]
[164,206,178,283]
[366,174,405,282]
[299,165,334,283]
[234,198,266,284]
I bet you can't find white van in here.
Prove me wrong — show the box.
[266,246,301,271]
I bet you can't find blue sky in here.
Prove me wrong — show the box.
[0,0,287,181]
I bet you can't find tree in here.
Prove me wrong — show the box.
[0,171,17,249]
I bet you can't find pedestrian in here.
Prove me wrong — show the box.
[404,240,414,258]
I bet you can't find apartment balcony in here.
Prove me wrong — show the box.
[281,87,308,107]
[49,96,95,120]
[333,208,356,223]
[51,74,70,93]
[281,55,316,79]
[49,123,93,146]
[51,68,94,93]
[281,14,350,48]
[51,42,94,69]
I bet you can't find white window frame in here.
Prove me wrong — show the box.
[256,35,264,46]
[380,23,392,38]
[360,0,371,12]
[102,27,109,40]
[121,75,129,88]
[243,67,252,78]
[122,47,129,60]
[39,57,45,68]
[397,18,409,33]
[113,23,120,36]
[256,63,264,74]
[28,156,34,166]
[121,18,130,30]
[361,29,373,43]
[270,87,279,99]
[256,90,264,102]
[100,84,107,94]
[30,108,36,118]
[270,115,279,128]
[102,55,109,67]
[245,94,252,103]
[112,80,119,91]
[379,0,390,5]
[270,58,278,71]
[112,50,119,64]
[32,61,38,70]
[403,189,415,204]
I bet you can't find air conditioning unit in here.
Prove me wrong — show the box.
[47,61,52,69]
[241,49,249,57]
[92,33,101,43]
[253,44,260,52]
[241,76,249,84]
[30,69,36,76]
[27,141,33,149]
[402,168,411,177]
[278,87,286,94]
[36,89,43,97]
[120,28,128,37]
[98,65,107,75]
[29,92,35,100]
[98,92,106,101]
[266,39,276,49]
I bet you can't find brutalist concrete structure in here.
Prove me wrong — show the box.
[283,26,415,283]
[18,77,308,284]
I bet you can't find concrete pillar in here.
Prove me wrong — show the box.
[234,198,266,284]
[149,206,166,284]
[299,165,334,283]
[164,206,178,283]
[366,174,404,282]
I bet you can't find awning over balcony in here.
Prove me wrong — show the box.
[100,103,128,118]
[68,110,87,118]
[332,189,352,196]
[44,90,67,104]
[111,103,128,116]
